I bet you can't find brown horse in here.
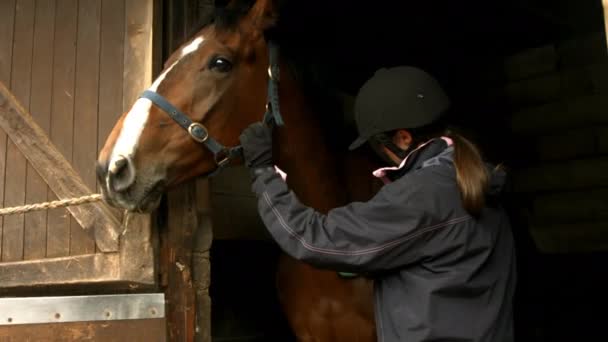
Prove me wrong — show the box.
[97,0,376,340]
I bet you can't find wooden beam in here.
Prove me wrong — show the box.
[532,188,608,224]
[512,157,608,193]
[511,94,608,135]
[163,182,197,342]
[0,318,166,342]
[123,0,153,108]
[0,81,121,252]
[0,253,119,287]
[604,0,608,51]
[194,179,213,342]
[531,221,608,253]
[120,212,155,285]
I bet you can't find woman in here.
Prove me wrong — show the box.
[239,66,516,341]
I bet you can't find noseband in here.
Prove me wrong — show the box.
[139,41,284,177]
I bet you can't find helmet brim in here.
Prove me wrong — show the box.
[348,135,369,151]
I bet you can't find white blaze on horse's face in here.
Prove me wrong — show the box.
[106,36,206,183]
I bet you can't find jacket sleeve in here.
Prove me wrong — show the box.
[251,168,466,273]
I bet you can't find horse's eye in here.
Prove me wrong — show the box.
[208,57,232,73]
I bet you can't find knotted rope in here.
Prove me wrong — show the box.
[0,194,102,216]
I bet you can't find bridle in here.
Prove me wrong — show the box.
[139,41,284,177]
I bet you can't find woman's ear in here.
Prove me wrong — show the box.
[393,129,413,150]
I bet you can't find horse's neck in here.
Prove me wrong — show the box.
[273,77,347,213]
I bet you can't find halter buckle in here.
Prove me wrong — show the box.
[188,122,209,143]
[267,66,279,82]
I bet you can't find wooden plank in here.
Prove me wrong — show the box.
[532,188,608,224]
[71,0,101,256]
[194,179,212,342]
[210,166,258,196]
[24,0,55,261]
[512,157,608,193]
[604,0,608,51]
[600,127,608,153]
[2,0,35,262]
[533,126,608,161]
[119,212,155,285]
[210,167,270,240]
[0,318,166,342]
[557,32,608,68]
[511,95,608,135]
[164,183,197,342]
[0,253,119,288]
[0,81,122,252]
[152,0,163,75]
[496,63,608,108]
[98,0,124,171]
[163,1,186,59]
[97,0,126,236]
[198,0,215,28]
[185,0,199,39]
[503,45,558,81]
[123,0,153,108]
[530,221,608,253]
[47,0,77,258]
[211,193,269,240]
[0,0,15,261]
[0,0,16,84]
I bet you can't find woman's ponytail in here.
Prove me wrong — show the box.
[448,132,489,216]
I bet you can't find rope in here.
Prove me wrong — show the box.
[0,194,103,216]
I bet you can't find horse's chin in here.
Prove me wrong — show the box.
[102,180,166,213]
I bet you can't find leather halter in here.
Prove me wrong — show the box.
[139,41,284,177]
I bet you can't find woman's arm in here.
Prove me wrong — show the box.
[252,169,470,273]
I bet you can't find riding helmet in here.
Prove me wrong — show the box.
[348,66,450,150]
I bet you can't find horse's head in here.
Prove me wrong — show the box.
[97,0,277,211]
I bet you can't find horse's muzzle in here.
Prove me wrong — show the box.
[96,155,136,194]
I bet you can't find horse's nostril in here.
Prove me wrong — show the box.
[108,155,136,193]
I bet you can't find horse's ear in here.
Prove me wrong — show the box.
[243,0,278,34]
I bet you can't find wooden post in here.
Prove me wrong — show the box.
[604,0,608,50]
[193,179,213,342]
[163,182,197,342]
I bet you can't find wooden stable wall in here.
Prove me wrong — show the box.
[486,31,608,253]
[0,0,123,261]
[0,0,155,289]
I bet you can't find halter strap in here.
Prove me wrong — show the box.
[265,41,283,126]
[139,41,283,177]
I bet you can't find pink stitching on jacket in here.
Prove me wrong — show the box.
[263,192,470,256]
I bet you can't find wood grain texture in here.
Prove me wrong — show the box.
[0,253,119,287]
[97,0,126,235]
[47,0,77,258]
[123,0,153,108]
[164,183,197,342]
[2,0,35,262]
[71,0,101,255]
[0,318,166,342]
[24,0,55,260]
[0,0,16,260]
[0,81,121,253]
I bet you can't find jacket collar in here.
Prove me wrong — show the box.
[373,137,453,184]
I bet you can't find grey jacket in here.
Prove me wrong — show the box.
[251,139,516,341]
